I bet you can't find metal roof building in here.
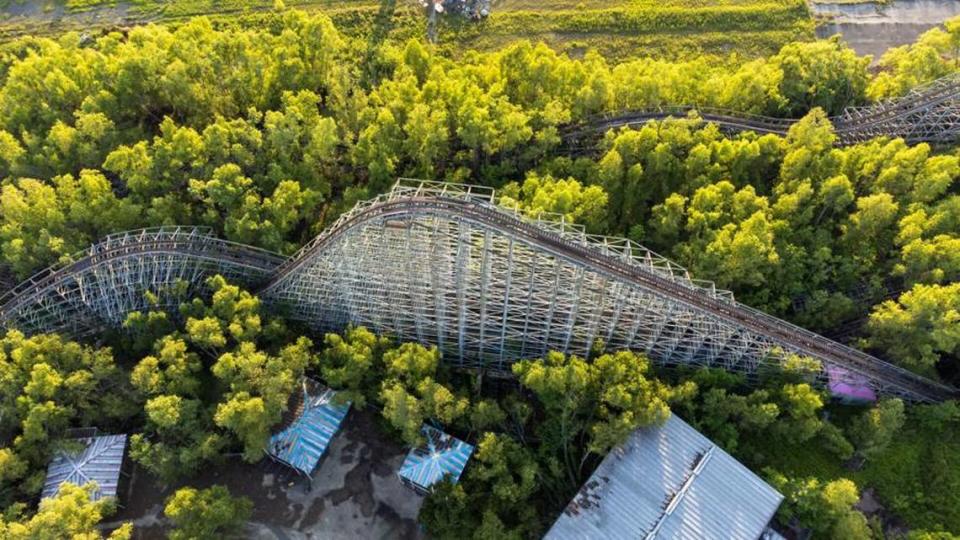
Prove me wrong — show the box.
[267,379,351,477]
[398,424,474,494]
[42,433,127,501]
[545,415,783,540]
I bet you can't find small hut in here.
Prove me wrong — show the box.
[397,424,474,494]
[266,378,351,481]
[42,431,128,502]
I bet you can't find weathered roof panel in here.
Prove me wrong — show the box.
[398,424,474,492]
[267,381,351,477]
[545,415,783,540]
[42,434,127,501]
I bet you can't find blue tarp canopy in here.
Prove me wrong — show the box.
[398,424,474,493]
[267,380,351,477]
[42,433,127,501]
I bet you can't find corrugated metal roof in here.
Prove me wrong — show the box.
[267,382,350,477]
[545,415,783,540]
[42,434,127,501]
[398,425,474,492]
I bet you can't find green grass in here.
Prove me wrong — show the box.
[751,411,960,533]
[0,0,815,61]
[809,0,888,4]
[857,428,960,531]
[436,1,813,61]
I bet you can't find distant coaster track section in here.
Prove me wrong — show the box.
[561,73,960,148]
[0,227,284,337]
[1,182,957,403]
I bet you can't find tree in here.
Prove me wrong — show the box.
[833,190,901,297]
[129,394,226,481]
[420,433,541,540]
[380,382,425,445]
[848,398,906,459]
[131,336,203,398]
[699,210,781,289]
[468,399,507,433]
[183,275,264,347]
[0,172,140,278]
[683,387,779,453]
[164,485,252,540]
[415,378,469,426]
[211,338,314,460]
[128,333,222,480]
[767,471,870,538]
[382,342,441,386]
[819,421,855,461]
[419,481,475,538]
[0,483,132,540]
[867,283,960,373]
[867,19,958,100]
[0,331,133,505]
[376,341,468,444]
[513,350,679,486]
[912,400,960,431]
[771,38,870,116]
[498,174,609,232]
[126,276,313,477]
[772,383,828,445]
[320,326,391,407]
[468,433,540,511]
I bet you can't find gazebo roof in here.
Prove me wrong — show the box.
[267,379,351,477]
[42,433,127,502]
[398,425,474,492]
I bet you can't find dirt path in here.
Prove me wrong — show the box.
[813,0,960,60]
[106,408,424,539]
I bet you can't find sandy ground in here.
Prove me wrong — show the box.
[105,408,425,539]
[813,0,960,60]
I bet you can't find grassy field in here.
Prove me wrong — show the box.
[0,0,814,61]
[438,0,814,60]
[757,406,960,533]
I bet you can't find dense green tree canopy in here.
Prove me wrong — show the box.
[513,350,690,487]
[767,472,872,539]
[164,485,252,540]
[498,173,609,232]
[127,276,316,479]
[318,325,391,408]
[0,483,132,540]
[867,283,960,374]
[0,331,134,506]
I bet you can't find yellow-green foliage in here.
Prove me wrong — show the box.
[0,0,813,62]
[868,15,960,99]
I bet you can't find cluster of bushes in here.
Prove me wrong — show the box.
[445,3,810,36]
[0,13,873,283]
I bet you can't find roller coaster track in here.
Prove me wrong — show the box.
[0,227,284,336]
[561,73,960,147]
[1,181,955,403]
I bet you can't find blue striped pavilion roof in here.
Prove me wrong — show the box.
[42,434,127,501]
[267,381,351,477]
[398,425,474,491]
